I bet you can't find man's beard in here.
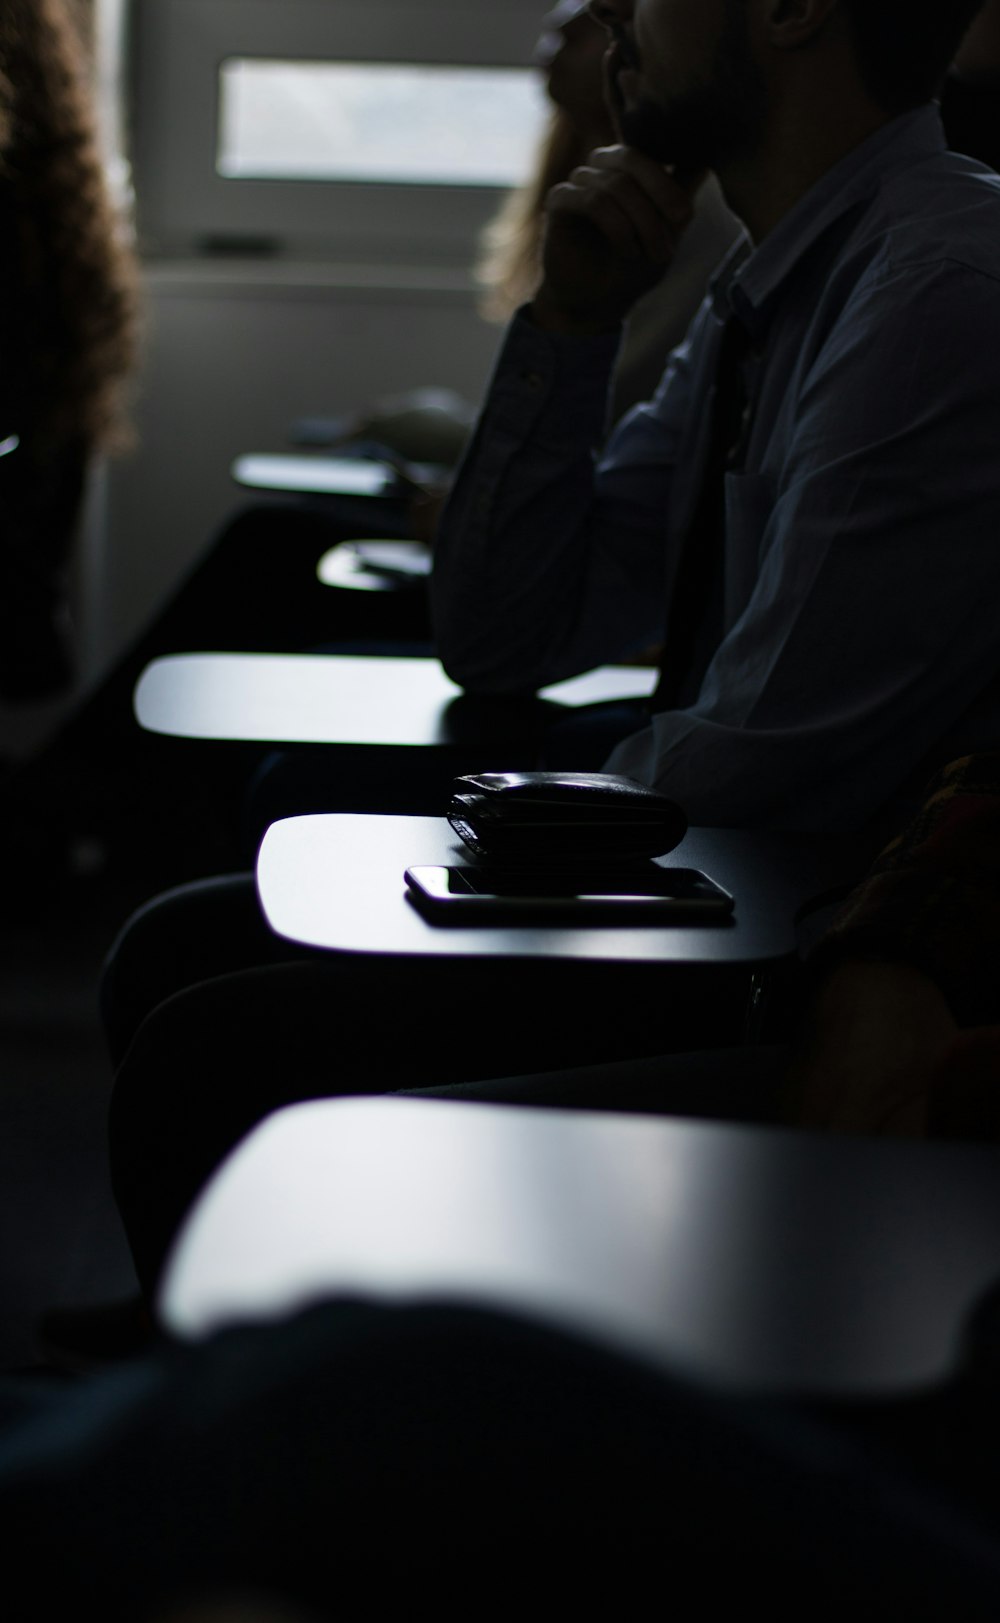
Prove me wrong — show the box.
[611,12,767,177]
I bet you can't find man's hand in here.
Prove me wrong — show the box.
[530,145,697,336]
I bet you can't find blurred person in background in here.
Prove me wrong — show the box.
[360,1,739,537]
[476,0,740,424]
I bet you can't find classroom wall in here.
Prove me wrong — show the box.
[86,260,501,681]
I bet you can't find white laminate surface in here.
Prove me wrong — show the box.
[133,652,659,745]
[255,813,859,962]
[159,1096,1000,1398]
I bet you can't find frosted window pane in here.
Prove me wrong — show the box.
[218,59,549,186]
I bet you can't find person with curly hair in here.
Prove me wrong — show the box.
[0,0,138,700]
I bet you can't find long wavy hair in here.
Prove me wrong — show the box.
[0,0,139,457]
[475,105,590,322]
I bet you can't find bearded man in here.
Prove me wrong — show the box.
[432,0,1000,838]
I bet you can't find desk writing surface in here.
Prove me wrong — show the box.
[133,652,659,746]
[317,539,432,591]
[255,813,862,964]
[232,454,399,497]
[159,1096,1000,1397]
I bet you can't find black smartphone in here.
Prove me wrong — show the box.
[404,864,734,922]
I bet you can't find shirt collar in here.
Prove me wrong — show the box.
[709,103,948,339]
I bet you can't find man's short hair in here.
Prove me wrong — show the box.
[840,1,987,114]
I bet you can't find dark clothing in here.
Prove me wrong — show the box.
[432,108,1000,833]
[0,436,85,699]
[6,1295,1000,1619]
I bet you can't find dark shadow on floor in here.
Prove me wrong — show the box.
[0,864,168,1372]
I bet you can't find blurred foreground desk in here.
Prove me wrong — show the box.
[159,1096,1000,1398]
[134,652,658,747]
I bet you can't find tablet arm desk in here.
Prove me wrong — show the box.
[160,1096,1000,1401]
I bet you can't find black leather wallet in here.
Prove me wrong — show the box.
[447,771,688,865]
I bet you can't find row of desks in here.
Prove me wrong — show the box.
[135,649,1000,1400]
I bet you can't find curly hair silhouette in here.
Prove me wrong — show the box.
[0,0,139,698]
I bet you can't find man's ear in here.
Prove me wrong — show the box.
[763,0,840,51]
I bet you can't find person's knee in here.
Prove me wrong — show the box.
[100,874,270,1067]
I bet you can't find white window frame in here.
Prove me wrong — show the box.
[125,0,551,264]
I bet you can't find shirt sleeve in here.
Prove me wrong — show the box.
[430,306,700,692]
[606,260,1000,831]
